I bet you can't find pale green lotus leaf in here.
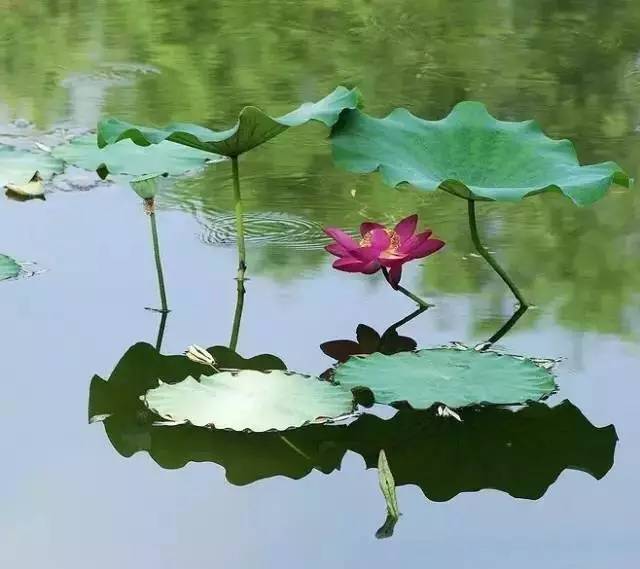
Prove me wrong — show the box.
[52,133,222,177]
[0,146,64,187]
[142,369,355,432]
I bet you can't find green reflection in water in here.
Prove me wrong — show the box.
[2,0,640,339]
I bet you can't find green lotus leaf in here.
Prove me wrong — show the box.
[332,347,556,409]
[330,103,631,205]
[142,369,355,432]
[97,86,362,157]
[52,133,223,178]
[0,254,21,281]
[0,146,64,187]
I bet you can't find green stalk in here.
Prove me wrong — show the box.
[229,277,245,351]
[155,311,168,352]
[148,200,169,313]
[384,305,428,335]
[231,156,247,283]
[381,267,433,308]
[467,200,528,308]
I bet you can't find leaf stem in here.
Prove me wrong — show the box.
[231,156,247,283]
[467,200,528,308]
[381,267,433,308]
[148,201,169,313]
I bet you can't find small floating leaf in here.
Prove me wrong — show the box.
[142,369,354,432]
[0,254,21,281]
[0,146,64,189]
[5,171,44,198]
[333,347,556,409]
[97,86,362,157]
[330,103,631,205]
[52,133,222,178]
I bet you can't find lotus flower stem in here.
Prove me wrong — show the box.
[381,268,433,308]
[147,201,169,313]
[385,305,428,334]
[229,276,245,351]
[231,156,247,283]
[467,200,528,308]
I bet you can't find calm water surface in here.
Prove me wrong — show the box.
[1,1,639,567]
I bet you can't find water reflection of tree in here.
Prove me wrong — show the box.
[3,0,640,336]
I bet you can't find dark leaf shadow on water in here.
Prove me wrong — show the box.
[89,342,347,483]
[89,341,617,499]
[88,307,617,539]
[320,306,426,365]
[346,402,617,503]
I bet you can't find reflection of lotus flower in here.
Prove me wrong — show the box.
[324,215,444,287]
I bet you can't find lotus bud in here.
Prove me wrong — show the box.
[185,345,216,367]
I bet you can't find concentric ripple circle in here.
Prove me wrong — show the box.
[197,210,331,251]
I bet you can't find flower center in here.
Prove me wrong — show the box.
[360,228,401,253]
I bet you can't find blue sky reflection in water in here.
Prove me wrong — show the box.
[1,0,639,567]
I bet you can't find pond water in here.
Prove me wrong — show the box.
[1,1,639,567]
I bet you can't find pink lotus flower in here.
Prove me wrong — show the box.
[324,214,445,288]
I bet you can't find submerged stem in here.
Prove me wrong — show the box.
[147,200,169,313]
[467,200,528,308]
[231,156,247,283]
[381,268,433,308]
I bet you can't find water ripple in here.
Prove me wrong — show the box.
[197,210,331,251]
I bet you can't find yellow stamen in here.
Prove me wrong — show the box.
[360,228,401,252]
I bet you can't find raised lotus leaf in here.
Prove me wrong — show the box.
[52,133,222,178]
[330,102,631,205]
[0,146,64,188]
[332,346,556,409]
[142,369,355,432]
[97,86,362,157]
[0,254,21,281]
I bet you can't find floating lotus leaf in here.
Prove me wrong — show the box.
[0,146,64,187]
[88,342,286,422]
[97,86,362,157]
[330,103,631,205]
[89,342,347,484]
[346,401,617,501]
[333,347,556,409]
[0,254,21,281]
[142,370,355,432]
[52,133,222,178]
